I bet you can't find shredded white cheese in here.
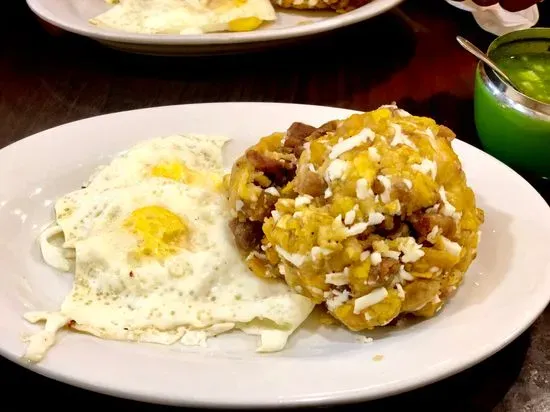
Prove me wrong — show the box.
[275,246,307,267]
[441,236,462,256]
[325,159,348,182]
[345,222,369,237]
[402,178,413,190]
[344,209,356,225]
[367,212,385,226]
[271,210,281,222]
[246,251,266,261]
[396,283,406,299]
[399,265,414,281]
[357,336,374,344]
[235,200,244,211]
[311,246,332,261]
[326,290,350,312]
[368,146,381,162]
[412,158,437,180]
[397,237,425,263]
[325,270,350,286]
[265,187,280,197]
[356,178,371,200]
[360,250,371,261]
[295,195,313,208]
[370,251,382,265]
[424,128,438,149]
[329,128,375,159]
[353,288,388,314]
[376,175,392,204]
[382,250,401,260]
[324,187,333,199]
[390,124,416,149]
[438,187,461,221]
[427,225,440,243]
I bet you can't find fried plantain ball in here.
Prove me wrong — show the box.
[227,105,484,331]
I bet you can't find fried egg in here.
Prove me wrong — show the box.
[90,0,277,35]
[23,135,314,362]
[85,133,228,191]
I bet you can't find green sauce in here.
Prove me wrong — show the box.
[492,52,550,104]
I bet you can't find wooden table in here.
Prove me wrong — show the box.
[1,1,549,410]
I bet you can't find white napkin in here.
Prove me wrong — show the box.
[446,0,539,36]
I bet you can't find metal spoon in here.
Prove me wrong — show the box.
[456,36,519,90]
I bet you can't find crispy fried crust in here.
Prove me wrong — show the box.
[227,105,484,332]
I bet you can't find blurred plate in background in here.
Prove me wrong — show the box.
[26,0,403,55]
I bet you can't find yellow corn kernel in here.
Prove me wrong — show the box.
[414,300,442,318]
[246,256,272,279]
[309,140,328,165]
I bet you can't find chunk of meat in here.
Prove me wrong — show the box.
[372,179,385,195]
[246,150,296,186]
[308,120,339,141]
[393,181,412,203]
[246,150,283,174]
[377,216,411,239]
[284,122,317,157]
[409,212,456,239]
[294,164,326,197]
[368,257,400,286]
[229,219,263,252]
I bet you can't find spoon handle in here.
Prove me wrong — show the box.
[456,36,516,87]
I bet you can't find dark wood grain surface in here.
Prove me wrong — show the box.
[1,1,549,411]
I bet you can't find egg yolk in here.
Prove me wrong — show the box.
[228,17,263,32]
[123,206,188,258]
[151,162,223,191]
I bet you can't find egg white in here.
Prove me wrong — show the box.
[84,133,228,191]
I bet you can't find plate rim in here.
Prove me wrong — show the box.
[1,102,549,408]
[26,0,404,45]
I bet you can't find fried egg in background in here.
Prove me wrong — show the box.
[90,0,277,34]
[24,135,314,362]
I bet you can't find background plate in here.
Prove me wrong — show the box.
[26,0,403,55]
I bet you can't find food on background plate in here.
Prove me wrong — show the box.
[274,0,373,13]
[23,134,314,362]
[91,0,277,34]
[227,105,484,331]
[91,0,373,36]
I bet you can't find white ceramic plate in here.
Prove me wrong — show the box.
[1,103,549,407]
[26,0,403,55]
